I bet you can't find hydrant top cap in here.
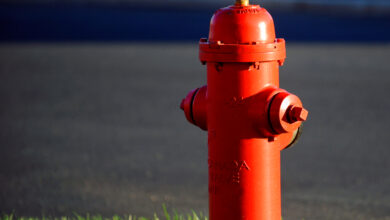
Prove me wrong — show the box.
[209,5,276,44]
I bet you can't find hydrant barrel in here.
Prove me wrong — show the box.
[181,2,308,220]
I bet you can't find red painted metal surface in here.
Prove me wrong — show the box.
[181,2,308,219]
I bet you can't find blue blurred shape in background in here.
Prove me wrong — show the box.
[0,0,390,42]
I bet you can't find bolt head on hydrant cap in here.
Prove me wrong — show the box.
[289,106,308,122]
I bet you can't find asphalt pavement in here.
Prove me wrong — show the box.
[0,43,389,220]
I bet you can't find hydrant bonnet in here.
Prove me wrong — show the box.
[199,5,286,64]
[209,5,275,44]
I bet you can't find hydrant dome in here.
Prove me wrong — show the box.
[209,5,276,44]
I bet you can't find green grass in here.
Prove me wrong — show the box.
[0,205,208,220]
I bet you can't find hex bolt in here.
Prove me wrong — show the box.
[235,0,249,6]
[289,106,308,122]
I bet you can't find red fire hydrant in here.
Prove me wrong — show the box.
[180,0,308,219]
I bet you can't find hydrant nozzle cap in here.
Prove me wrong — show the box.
[269,92,308,134]
[181,88,199,125]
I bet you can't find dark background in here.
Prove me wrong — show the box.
[0,0,389,219]
[1,1,390,42]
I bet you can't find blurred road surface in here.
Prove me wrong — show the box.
[0,43,389,220]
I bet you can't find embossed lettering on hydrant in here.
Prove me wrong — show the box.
[208,159,250,193]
